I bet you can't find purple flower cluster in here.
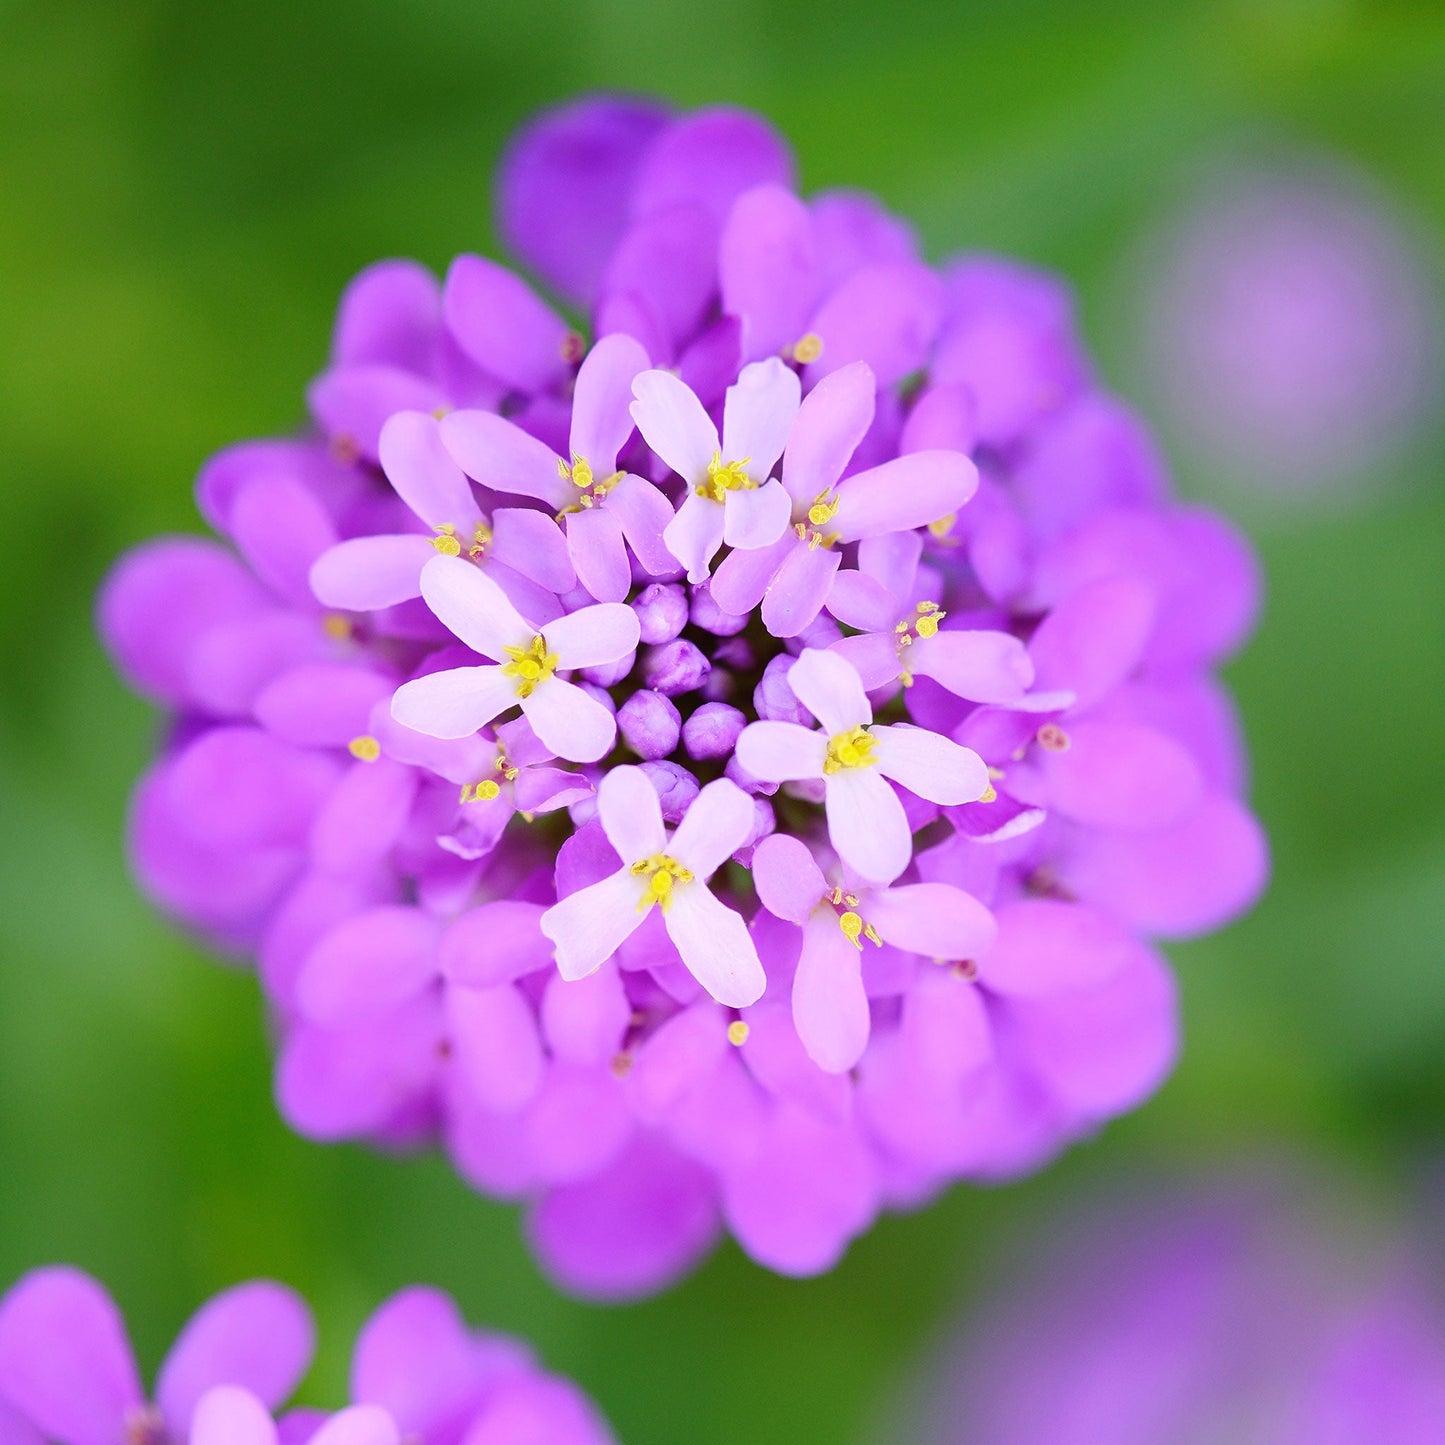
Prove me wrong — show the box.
[99,95,1267,1293]
[0,1268,612,1445]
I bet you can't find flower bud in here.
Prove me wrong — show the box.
[682,702,746,761]
[753,653,811,725]
[632,582,689,644]
[690,582,749,636]
[638,760,700,822]
[643,639,710,696]
[617,689,682,760]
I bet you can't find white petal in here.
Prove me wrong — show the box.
[596,764,666,862]
[663,489,727,583]
[544,601,640,670]
[722,356,801,481]
[824,766,911,883]
[787,647,872,734]
[390,666,514,739]
[792,913,870,1073]
[722,478,792,550]
[735,721,827,783]
[630,368,718,484]
[871,723,989,804]
[541,867,647,980]
[520,677,616,763]
[418,555,531,657]
[668,777,755,878]
[663,885,766,1008]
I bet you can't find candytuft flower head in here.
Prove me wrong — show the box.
[0,1268,614,1445]
[99,93,1267,1294]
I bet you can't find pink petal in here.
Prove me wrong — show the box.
[418,553,530,656]
[390,665,514,740]
[544,600,640,670]
[870,723,989,804]
[570,332,649,467]
[157,1283,314,1426]
[540,962,630,1066]
[188,1387,277,1445]
[541,867,646,980]
[856,530,923,603]
[721,477,792,550]
[824,765,911,884]
[295,907,442,1026]
[519,677,617,762]
[833,449,978,542]
[751,834,827,922]
[760,538,840,638]
[661,490,726,583]
[1028,575,1156,710]
[596,764,667,861]
[438,901,554,987]
[721,357,801,480]
[308,534,437,611]
[734,720,827,782]
[792,912,871,1072]
[377,410,480,530]
[908,629,1034,704]
[489,508,576,595]
[446,982,544,1114]
[439,409,568,509]
[630,368,718,483]
[606,473,678,576]
[1037,719,1203,831]
[787,647,872,733]
[802,260,943,387]
[0,1268,143,1445]
[718,184,820,362]
[865,882,997,960]
[780,360,876,504]
[663,884,766,1007]
[668,777,756,877]
[567,501,631,602]
[974,899,1135,997]
[443,253,571,394]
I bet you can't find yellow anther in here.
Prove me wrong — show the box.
[348,735,381,762]
[495,753,520,781]
[322,612,352,642]
[928,513,957,541]
[560,330,587,365]
[978,783,997,804]
[629,854,695,915]
[1036,723,1071,753]
[727,1020,750,1047]
[501,634,560,698]
[791,332,824,364]
[467,523,492,559]
[837,909,882,950]
[697,450,755,502]
[806,490,841,528]
[460,778,502,804]
[823,725,877,774]
[913,600,945,638]
[559,452,595,490]
[431,523,462,556]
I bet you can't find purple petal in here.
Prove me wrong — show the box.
[447,982,545,1115]
[439,901,554,987]
[825,766,912,884]
[308,756,418,873]
[488,508,575,596]
[184,610,330,718]
[157,1283,314,1428]
[824,571,897,635]
[439,409,568,509]
[465,1378,614,1445]
[570,333,649,467]
[909,629,1033,705]
[187,1387,277,1445]
[305,1407,397,1445]
[780,360,876,504]
[541,962,630,1066]
[377,410,480,530]
[828,632,900,690]
[787,647,872,734]
[307,365,446,462]
[760,538,840,639]
[1028,575,1156,710]
[600,204,718,359]
[330,259,441,372]
[901,968,993,1084]
[295,906,442,1026]
[793,913,871,1072]
[751,834,827,922]
[871,723,989,804]
[810,190,918,285]
[309,534,437,611]
[663,886,766,1008]
[522,1063,633,1184]
[900,381,977,454]
[541,867,645,981]
[605,474,678,577]
[803,261,943,387]
[974,899,1135,997]
[866,882,997,960]
[833,450,978,542]
[443,254,571,394]
[519,678,617,763]
[0,1267,143,1445]
[1037,719,1204,831]
[710,532,794,617]
[254,664,394,748]
[227,473,339,609]
[719,184,820,362]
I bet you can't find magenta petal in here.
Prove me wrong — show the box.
[803,261,943,387]
[308,757,418,874]
[810,190,918,283]
[439,901,554,987]
[0,1267,144,1445]
[833,450,977,542]
[1038,719,1203,831]
[975,899,1135,997]
[781,359,876,504]
[825,569,898,634]
[0,1395,44,1445]
[489,508,575,595]
[185,610,329,718]
[570,332,649,467]
[309,534,436,611]
[156,1283,314,1428]
[902,968,993,1084]
[540,962,630,1066]
[330,259,441,373]
[443,254,571,395]
[719,183,820,362]
[522,1064,633,1184]
[528,1137,721,1302]
[751,834,827,923]
[1028,575,1156,709]
[602,204,719,357]
[866,882,997,961]
[295,906,442,1027]
[307,365,447,462]
[377,410,480,530]
[227,473,339,609]
[909,629,1034,705]
[761,540,840,639]
[625,1003,729,1121]
[447,982,545,1115]
[829,632,900,691]
[254,664,395,748]
[566,506,631,602]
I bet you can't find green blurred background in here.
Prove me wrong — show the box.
[1,0,1442,1438]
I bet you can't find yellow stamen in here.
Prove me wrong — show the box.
[791,331,824,364]
[727,1020,750,1047]
[467,522,492,559]
[928,512,957,541]
[348,735,381,762]
[495,752,520,782]
[460,778,502,804]
[630,853,695,915]
[978,783,997,804]
[836,907,883,950]
[322,612,352,642]
[696,450,755,502]
[500,634,560,699]
[559,452,595,490]
[806,489,841,528]
[431,523,462,556]
[913,600,944,638]
[823,725,877,774]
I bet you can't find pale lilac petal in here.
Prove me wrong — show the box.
[570,332,649,467]
[295,907,442,1026]
[489,508,576,595]
[781,360,876,504]
[833,450,978,542]
[188,1387,277,1445]
[605,474,677,576]
[566,506,631,602]
[308,535,436,610]
[721,478,791,550]
[439,901,555,987]
[306,1406,398,1445]
[902,968,993,1084]
[377,410,479,529]
[824,570,898,635]
[974,899,1135,997]
[734,720,827,782]
[544,601,640,670]
[439,410,568,509]
[630,369,718,483]
[447,983,545,1114]
[663,885,766,1007]
[307,366,446,462]
[792,912,870,1073]
[828,632,900,690]
[719,184,820,362]
[751,833,828,922]
[331,259,440,371]
[864,882,996,960]
[596,764,667,862]
[721,357,801,480]
[443,253,571,394]
[390,666,514,740]
[824,765,911,883]
[668,777,755,877]
[541,867,647,980]
[0,1267,144,1445]
[871,723,989,804]
[803,260,943,386]
[787,647,872,734]
[909,629,1034,704]
[662,491,726,583]
[348,1287,478,1431]
[856,529,923,604]
[418,555,530,656]
[632,107,794,225]
[158,1283,314,1426]
[1038,719,1203,831]
[1028,575,1156,710]
[761,540,840,639]
[710,532,794,616]
[520,678,617,763]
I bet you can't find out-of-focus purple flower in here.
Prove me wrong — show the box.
[0,1270,614,1445]
[899,1180,1445,1444]
[99,92,1267,1294]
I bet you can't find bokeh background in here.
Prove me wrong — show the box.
[2,1,1443,1438]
